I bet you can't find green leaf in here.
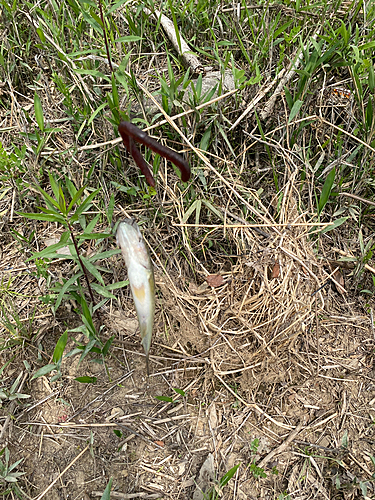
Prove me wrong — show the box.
[111,73,119,110]
[58,186,67,215]
[79,295,96,334]
[78,232,112,240]
[7,458,24,473]
[34,93,44,132]
[107,194,115,226]
[31,364,57,380]
[115,35,143,42]
[55,272,84,310]
[65,177,77,199]
[82,213,101,235]
[100,478,113,500]
[5,475,20,482]
[168,0,182,54]
[48,172,60,200]
[320,217,348,234]
[29,241,72,261]
[358,41,375,51]
[202,200,224,220]
[67,186,86,213]
[74,68,111,82]
[79,337,97,364]
[72,189,100,218]
[88,249,121,262]
[196,74,202,101]
[106,280,129,290]
[181,199,201,224]
[369,63,375,92]
[35,183,61,210]
[366,97,373,131]
[17,211,66,224]
[173,388,185,396]
[9,393,30,399]
[90,283,117,299]
[80,255,105,285]
[318,167,335,214]
[88,101,108,126]
[52,330,68,363]
[284,86,293,109]
[154,395,173,402]
[75,376,97,383]
[288,99,303,123]
[200,127,211,151]
[36,26,45,43]
[107,0,130,13]
[102,336,114,357]
[220,463,240,487]
[10,372,23,394]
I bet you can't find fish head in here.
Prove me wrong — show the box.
[116,219,151,269]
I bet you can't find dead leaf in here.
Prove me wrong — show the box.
[332,268,345,294]
[44,237,71,256]
[272,262,280,278]
[328,262,346,294]
[206,274,225,287]
[154,440,164,447]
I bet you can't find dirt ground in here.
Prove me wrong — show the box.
[1,196,375,500]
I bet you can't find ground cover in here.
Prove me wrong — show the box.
[1,0,375,498]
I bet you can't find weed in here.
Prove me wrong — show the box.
[0,447,25,497]
[204,463,240,500]
[0,372,30,404]
[249,461,267,480]
[31,329,68,382]
[17,173,116,312]
[155,387,187,403]
[14,174,126,380]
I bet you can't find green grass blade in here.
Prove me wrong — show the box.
[318,167,335,215]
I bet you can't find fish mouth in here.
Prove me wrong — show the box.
[122,218,136,227]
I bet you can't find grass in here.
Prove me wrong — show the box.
[1,0,375,498]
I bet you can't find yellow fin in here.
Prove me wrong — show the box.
[132,284,146,301]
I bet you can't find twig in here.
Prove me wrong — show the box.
[229,69,285,130]
[92,492,161,499]
[143,8,202,72]
[35,445,89,500]
[333,247,375,275]
[257,421,305,470]
[339,191,375,208]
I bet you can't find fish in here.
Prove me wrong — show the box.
[116,219,155,375]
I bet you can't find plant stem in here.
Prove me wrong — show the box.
[98,0,113,74]
[67,221,96,308]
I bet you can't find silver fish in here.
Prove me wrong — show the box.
[116,219,155,375]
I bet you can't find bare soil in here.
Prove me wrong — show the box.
[1,210,375,500]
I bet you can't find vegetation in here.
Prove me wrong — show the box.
[1,0,375,497]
